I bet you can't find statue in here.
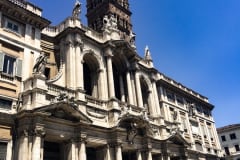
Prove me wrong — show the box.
[33,52,48,74]
[129,31,136,47]
[102,14,118,32]
[72,0,81,20]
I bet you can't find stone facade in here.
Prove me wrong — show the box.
[0,0,222,160]
[217,124,240,160]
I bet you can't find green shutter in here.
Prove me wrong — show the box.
[15,59,22,77]
[0,52,4,72]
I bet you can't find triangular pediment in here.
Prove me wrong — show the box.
[33,102,92,124]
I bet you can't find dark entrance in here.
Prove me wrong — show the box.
[123,151,137,160]
[43,141,61,160]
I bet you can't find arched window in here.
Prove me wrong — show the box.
[112,55,128,102]
[140,77,151,113]
[83,54,100,98]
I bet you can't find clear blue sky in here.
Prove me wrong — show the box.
[29,0,240,128]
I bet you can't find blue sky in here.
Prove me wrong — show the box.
[29,0,240,128]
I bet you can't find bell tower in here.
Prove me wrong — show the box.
[86,0,132,37]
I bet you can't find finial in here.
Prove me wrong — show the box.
[144,45,153,67]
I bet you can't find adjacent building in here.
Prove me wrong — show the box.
[217,124,240,160]
[0,0,222,159]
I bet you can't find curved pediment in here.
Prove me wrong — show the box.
[167,132,190,146]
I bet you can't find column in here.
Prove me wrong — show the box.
[136,150,142,160]
[65,40,72,88]
[147,150,152,160]
[6,140,12,160]
[32,128,45,160]
[152,81,161,115]
[115,144,122,160]
[78,140,86,160]
[119,75,126,102]
[104,145,111,160]
[106,55,115,98]
[18,130,29,160]
[135,71,143,108]
[126,71,134,105]
[75,41,83,90]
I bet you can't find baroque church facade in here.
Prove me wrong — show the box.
[0,0,222,160]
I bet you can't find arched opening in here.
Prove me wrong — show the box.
[83,53,100,98]
[112,55,128,102]
[140,77,151,113]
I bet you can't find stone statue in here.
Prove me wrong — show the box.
[129,31,136,47]
[72,0,81,19]
[102,14,118,32]
[33,52,48,74]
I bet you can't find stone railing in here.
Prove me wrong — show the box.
[0,73,14,82]
[8,0,42,16]
[85,95,106,108]
[47,84,75,98]
[159,73,209,102]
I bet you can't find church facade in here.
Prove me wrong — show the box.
[0,0,222,160]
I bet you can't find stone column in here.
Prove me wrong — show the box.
[119,75,126,102]
[75,40,83,90]
[126,71,134,105]
[136,150,142,160]
[18,130,29,160]
[104,145,111,160]
[106,54,115,98]
[78,139,86,160]
[32,127,45,160]
[115,144,122,160]
[65,36,74,89]
[147,150,153,160]
[152,81,161,115]
[6,140,12,160]
[134,71,143,108]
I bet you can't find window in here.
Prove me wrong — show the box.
[31,27,35,39]
[230,133,237,140]
[224,147,230,155]
[0,142,7,160]
[221,135,226,142]
[0,52,22,77]
[7,21,19,33]
[0,98,12,110]
[176,96,184,106]
[166,91,175,102]
[3,55,15,75]
[235,144,240,152]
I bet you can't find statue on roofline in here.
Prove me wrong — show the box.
[72,0,81,20]
[33,52,48,75]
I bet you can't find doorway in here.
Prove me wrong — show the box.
[43,141,61,160]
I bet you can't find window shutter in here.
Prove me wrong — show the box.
[0,52,4,72]
[15,59,22,77]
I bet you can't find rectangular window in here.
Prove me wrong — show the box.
[176,96,184,106]
[221,135,226,141]
[6,21,19,33]
[0,142,7,160]
[31,27,35,39]
[224,147,230,155]
[230,133,237,140]
[3,55,15,75]
[166,91,175,102]
[0,52,22,78]
[0,98,12,110]
[235,144,240,152]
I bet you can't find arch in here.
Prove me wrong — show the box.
[139,74,153,114]
[112,53,129,102]
[82,51,101,98]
